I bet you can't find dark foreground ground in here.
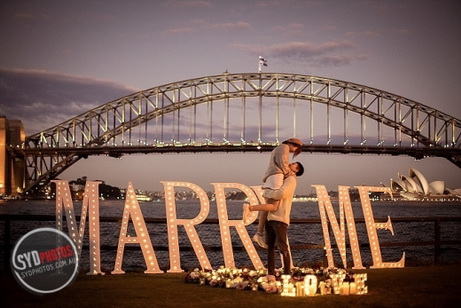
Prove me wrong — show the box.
[1,264,461,308]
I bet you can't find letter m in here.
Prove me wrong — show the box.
[53,180,103,275]
[312,185,364,269]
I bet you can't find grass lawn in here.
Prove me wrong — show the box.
[2,265,461,307]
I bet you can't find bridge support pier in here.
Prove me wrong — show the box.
[0,116,25,197]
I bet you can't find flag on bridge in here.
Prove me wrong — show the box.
[258,56,268,72]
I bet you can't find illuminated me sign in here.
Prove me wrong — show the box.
[52,180,405,276]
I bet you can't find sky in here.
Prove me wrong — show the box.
[1,0,460,194]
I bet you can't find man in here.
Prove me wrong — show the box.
[243,161,304,280]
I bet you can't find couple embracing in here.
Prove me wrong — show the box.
[243,138,305,281]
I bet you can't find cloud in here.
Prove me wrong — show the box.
[274,23,306,36]
[12,11,51,26]
[0,68,139,134]
[388,27,411,36]
[205,21,250,30]
[167,0,213,9]
[167,20,250,34]
[230,43,266,55]
[232,40,368,67]
[166,27,194,34]
[270,41,355,57]
[318,54,368,66]
[345,30,380,38]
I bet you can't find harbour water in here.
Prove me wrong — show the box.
[2,198,461,218]
[1,199,461,271]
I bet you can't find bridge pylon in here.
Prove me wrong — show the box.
[0,116,25,197]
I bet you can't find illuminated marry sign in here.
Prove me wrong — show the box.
[52,180,405,276]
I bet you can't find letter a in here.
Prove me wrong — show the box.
[161,181,212,273]
[112,182,162,274]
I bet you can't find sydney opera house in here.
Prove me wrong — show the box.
[390,168,461,201]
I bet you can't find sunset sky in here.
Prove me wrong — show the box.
[1,0,460,193]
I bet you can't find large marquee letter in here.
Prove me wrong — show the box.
[211,183,264,270]
[356,186,405,268]
[112,182,162,274]
[312,185,364,269]
[161,181,212,273]
[54,180,103,275]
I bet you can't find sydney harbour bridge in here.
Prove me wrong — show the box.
[1,72,460,196]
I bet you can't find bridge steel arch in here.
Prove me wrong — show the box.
[20,73,461,195]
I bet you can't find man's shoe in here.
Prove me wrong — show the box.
[252,233,268,249]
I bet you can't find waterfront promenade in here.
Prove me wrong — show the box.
[1,264,460,307]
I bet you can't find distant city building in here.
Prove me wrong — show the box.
[389,167,461,201]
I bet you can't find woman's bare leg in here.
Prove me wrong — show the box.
[248,199,280,249]
[250,199,280,212]
[256,211,268,235]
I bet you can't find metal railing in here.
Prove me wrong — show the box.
[1,215,460,272]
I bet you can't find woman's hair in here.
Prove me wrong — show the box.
[282,138,303,157]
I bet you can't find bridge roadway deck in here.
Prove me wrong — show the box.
[18,144,461,160]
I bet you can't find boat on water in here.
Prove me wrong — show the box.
[136,194,153,202]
